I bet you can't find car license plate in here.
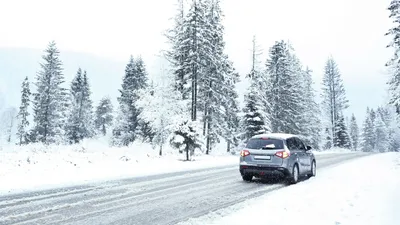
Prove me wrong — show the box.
[254,155,271,160]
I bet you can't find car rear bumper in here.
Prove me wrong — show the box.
[239,165,290,177]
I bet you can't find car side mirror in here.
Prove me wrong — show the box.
[306,146,312,150]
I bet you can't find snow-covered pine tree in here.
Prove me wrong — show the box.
[16,76,31,145]
[265,40,304,135]
[368,108,377,149]
[376,105,400,152]
[241,35,271,142]
[94,96,114,136]
[66,68,83,143]
[370,108,376,124]
[165,0,191,100]
[374,112,390,152]
[349,113,359,150]
[65,69,95,143]
[134,57,155,143]
[31,41,68,144]
[298,67,322,149]
[170,119,203,161]
[360,107,376,152]
[242,77,270,140]
[220,58,241,152]
[321,56,349,147]
[323,127,332,150]
[385,0,400,117]
[81,70,95,137]
[113,56,149,146]
[198,0,242,153]
[182,0,212,121]
[334,113,352,149]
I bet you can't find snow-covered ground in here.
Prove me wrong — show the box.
[0,139,238,195]
[180,152,400,225]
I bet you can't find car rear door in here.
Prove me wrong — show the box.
[244,138,285,167]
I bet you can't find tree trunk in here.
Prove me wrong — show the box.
[206,113,211,155]
[159,144,163,156]
[7,116,15,143]
[227,141,231,152]
[203,106,207,135]
[102,122,106,136]
[185,145,189,161]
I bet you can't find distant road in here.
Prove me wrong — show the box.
[0,152,371,225]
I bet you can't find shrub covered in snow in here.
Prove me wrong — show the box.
[170,120,204,161]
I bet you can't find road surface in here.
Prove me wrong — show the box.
[0,152,370,225]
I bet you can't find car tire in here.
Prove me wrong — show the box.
[242,174,253,182]
[288,164,299,184]
[308,160,316,177]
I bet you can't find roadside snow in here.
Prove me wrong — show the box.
[0,139,238,195]
[179,152,400,225]
[312,147,355,155]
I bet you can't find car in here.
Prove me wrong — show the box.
[239,133,316,184]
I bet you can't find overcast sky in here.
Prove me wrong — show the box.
[0,0,394,122]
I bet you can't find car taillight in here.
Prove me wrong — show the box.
[240,150,250,157]
[275,150,290,159]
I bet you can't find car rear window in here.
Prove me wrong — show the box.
[245,138,284,149]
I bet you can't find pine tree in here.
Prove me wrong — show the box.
[81,71,95,137]
[242,36,271,141]
[170,120,203,161]
[361,107,375,152]
[134,57,154,142]
[165,0,191,100]
[377,106,400,151]
[199,0,242,153]
[374,113,390,152]
[95,96,114,136]
[165,0,240,154]
[65,69,94,143]
[321,56,349,147]
[385,0,400,116]
[31,41,68,144]
[242,78,270,140]
[323,127,332,150]
[66,68,83,143]
[300,67,322,149]
[113,56,149,146]
[349,113,359,150]
[334,113,352,149]
[220,59,241,152]
[265,40,304,135]
[182,0,212,121]
[16,76,31,145]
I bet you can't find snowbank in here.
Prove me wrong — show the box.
[312,147,355,155]
[0,139,238,195]
[179,152,400,225]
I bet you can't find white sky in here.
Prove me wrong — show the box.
[0,0,394,121]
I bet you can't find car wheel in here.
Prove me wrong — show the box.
[308,160,316,177]
[242,174,253,182]
[288,164,299,184]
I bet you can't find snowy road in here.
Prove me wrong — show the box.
[0,152,370,225]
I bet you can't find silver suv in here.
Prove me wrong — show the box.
[239,133,316,184]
